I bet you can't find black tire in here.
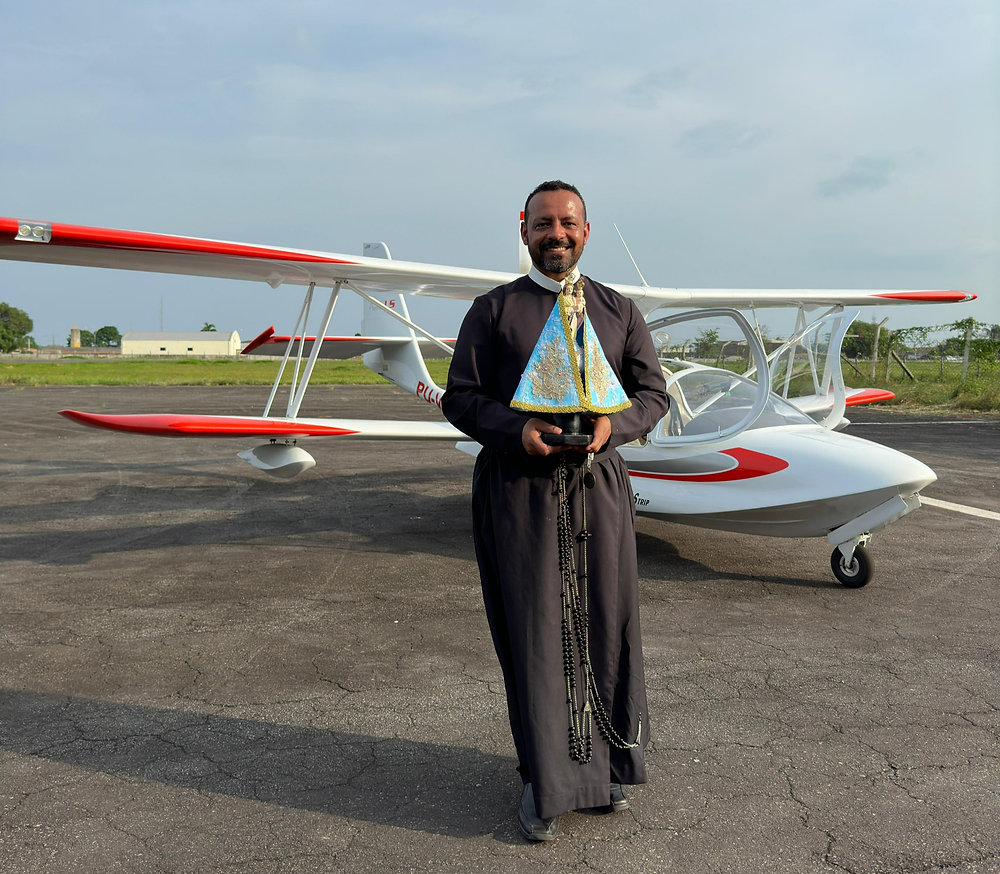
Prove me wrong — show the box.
[831,544,873,588]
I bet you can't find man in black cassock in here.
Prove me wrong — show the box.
[441,181,669,841]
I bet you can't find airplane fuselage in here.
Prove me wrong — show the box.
[622,424,935,538]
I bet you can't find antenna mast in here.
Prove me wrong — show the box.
[613,224,649,287]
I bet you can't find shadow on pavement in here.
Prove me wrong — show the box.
[0,689,513,840]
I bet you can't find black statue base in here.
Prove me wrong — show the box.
[541,412,592,447]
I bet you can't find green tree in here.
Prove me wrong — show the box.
[694,327,719,358]
[893,326,932,360]
[94,325,122,347]
[0,302,33,353]
[971,337,1000,364]
[942,317,994,380]
[201,322,217,332]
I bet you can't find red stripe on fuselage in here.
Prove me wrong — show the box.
[629,448,789,483]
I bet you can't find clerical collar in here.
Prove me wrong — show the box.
[528,264,581,294]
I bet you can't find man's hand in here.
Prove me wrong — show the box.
[521,415,611,455]
[579,415,611,454]
[521,417,563,456]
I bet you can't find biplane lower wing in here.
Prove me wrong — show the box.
[59,408,464,478]
[845,389,897,406]
[789,387,897,421]
[59,409,462,440]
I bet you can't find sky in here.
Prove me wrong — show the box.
[1,0,997,347]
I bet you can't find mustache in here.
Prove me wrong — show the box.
[541,239,572,250]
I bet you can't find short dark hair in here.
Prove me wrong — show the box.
[523,180,587,223]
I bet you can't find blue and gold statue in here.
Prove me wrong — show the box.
[511,281,631,444]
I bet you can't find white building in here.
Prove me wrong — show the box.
[121,331,242,357]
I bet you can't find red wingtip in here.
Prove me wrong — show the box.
[59,409,360,437]
[874,290,976,303]
[845,389,896,407]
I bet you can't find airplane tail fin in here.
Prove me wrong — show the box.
[360,242,447,409]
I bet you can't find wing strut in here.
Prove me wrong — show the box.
[345,282,454,356]
[261,281,343,420]
[287,283,316,412]
[288,282,342,418]
[263,281,315,418]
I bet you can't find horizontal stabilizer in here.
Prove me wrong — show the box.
[242,326,454,360]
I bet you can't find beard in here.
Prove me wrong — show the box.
[532,239,581,275]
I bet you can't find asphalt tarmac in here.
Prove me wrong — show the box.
[1,385,998,874]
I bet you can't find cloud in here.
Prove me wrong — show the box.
[0,0,995,338]
[626,67,693,106]
[817,156,898,198]
[676,120,766,157]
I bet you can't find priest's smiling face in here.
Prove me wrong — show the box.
[521,189,591,281]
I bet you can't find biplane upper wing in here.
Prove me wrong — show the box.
[0,217,511,299]
[0,217,976,314]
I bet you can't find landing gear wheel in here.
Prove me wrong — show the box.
[831,544,873,588]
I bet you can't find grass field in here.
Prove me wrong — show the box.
[1,355,996,412]
[0,357,452,387]
[865,363,1000,412]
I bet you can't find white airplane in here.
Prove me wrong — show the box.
[0,215,977,587]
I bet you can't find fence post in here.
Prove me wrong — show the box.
[961,322,972,382]
[870,317,888,381]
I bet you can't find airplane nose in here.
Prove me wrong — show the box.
[898,452,936,493]
[824,429,936,496]
[775,428,936,513]
[789,429,938,541]
[870,437,936,493]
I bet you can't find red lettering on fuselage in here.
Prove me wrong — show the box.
[416,380,442,408]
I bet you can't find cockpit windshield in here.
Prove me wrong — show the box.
[655,360,813,441]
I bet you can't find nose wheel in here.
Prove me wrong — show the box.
[830,543,873,588]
